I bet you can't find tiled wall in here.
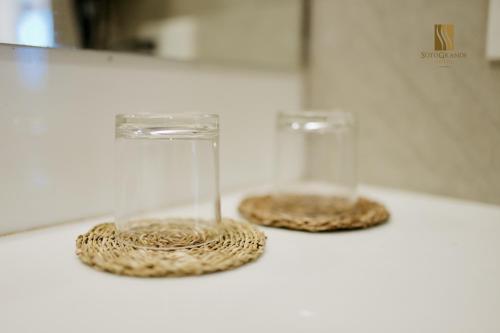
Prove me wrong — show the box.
[307,0,500,204]
[0,45,301,234]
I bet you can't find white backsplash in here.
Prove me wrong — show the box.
[0,45,302,234]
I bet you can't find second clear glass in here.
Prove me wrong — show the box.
[274,110,357,208]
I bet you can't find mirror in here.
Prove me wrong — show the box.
[0,0,306,70]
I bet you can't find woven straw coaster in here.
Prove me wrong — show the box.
[76,219,266,277]
[239,195,390,232]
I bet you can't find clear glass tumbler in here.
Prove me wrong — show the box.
[114,113,221,250]
[274,110,357,211]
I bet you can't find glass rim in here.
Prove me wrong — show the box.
[115,113,219,139]
[116,113,219,122]
[277,110,356,130]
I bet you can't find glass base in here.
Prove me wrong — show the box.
[271,194,356,217]
[116,218,221,251]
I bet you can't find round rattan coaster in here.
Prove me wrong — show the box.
[239,195,390,232]
[76,219,266,277]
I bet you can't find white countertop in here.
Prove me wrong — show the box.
[1,186,500,333]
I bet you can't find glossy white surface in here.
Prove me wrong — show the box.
[1,185,500,333]
[487,0,500,60]
[0,44,301,234]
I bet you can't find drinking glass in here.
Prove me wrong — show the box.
[274,110,357,210]
[114,113,221,250]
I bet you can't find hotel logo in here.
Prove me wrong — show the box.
[421,24,466,66]
[434,24,454,51]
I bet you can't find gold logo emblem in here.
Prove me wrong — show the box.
[434,24,454,51]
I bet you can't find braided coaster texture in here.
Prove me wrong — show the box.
[76,219,266,277]
[239,195,390,232]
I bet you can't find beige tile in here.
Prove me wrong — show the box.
[308,0,500,204]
